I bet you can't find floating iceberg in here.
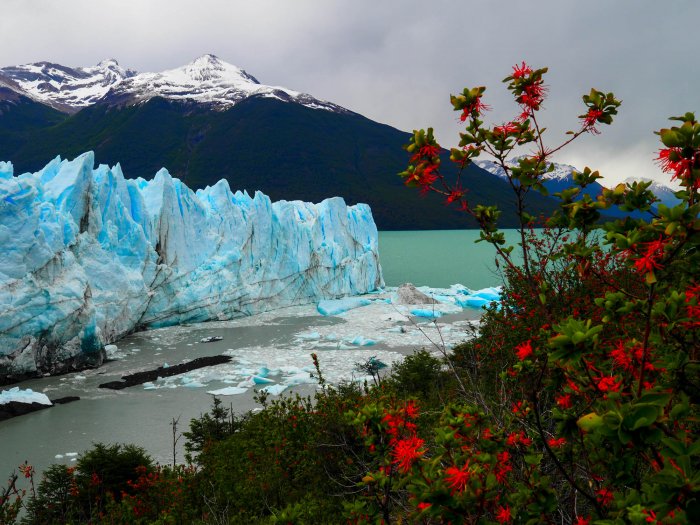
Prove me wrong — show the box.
[317,297,372,316]
[0,387,51,406]
[0,152,383,379]
[410,308,443,319]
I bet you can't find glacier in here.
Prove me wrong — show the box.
[0,152,383,381]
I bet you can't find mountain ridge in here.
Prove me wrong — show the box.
[0,54,346,114]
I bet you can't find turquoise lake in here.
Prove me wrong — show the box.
[379,229,524,289]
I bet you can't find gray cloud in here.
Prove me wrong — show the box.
[1,0,697,185]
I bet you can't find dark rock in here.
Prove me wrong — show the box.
[0,395,80,422]
[51,396,80,405]
[99,355,232,390]
[0,401,51,422]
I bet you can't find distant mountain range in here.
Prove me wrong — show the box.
[0,54,676,229]
[476,157,681,217]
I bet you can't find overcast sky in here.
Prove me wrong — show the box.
[2,0,697,186]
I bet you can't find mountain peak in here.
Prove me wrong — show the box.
[97,58,120,68]
[178,54,260,85]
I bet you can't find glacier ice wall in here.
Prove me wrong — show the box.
[0,152,383,380]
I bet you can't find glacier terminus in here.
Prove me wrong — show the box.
[0,152,383,381]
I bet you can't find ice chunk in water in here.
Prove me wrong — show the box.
[318,297,372,316]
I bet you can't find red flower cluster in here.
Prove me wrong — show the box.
[581,108,603,134]
[511,62,546,113]
[547,437,567,448]
[444,462,471,494]
[382,401,426,474]
[460,97,490,121]
[506,431,532,447]
[657,147,699,189]
[628,236,667,275]
[684,283,700,327]
[494,122,520,137]
[595,375,622,393]
[495,504,513,523]
[515,340,533,360]
[596,487,614,507]
[392,436,426,473]
[494,451,513,483]
[555,393,573,409]
[18,463,33,479]
[511,61,532,79]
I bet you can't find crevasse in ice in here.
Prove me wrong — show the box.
[0,152,383,378]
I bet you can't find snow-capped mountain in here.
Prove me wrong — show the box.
[0,59,136,112]
[475,157,680,218]
[474,156,578,183]
[0,54,346,113]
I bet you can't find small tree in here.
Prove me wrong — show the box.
[346,62,699,523]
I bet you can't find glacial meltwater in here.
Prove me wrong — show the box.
[1,229,512,479]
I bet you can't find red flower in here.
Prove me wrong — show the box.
[495,505,513,523]
[512,61,532,79]
[631,236,666,275]
[581,108,603,134]
[18,463,33,479]
[596,487,614,506]
[446,188,465,205]
[574,517,591,525]
[444,462,471,494]
[596,375,622,392]
[512,400,526,415]
[555,393,573,409]
[460,97,491,121]
[391,436,426,473]
[417,502,432,511]
[404,400,420,420]
[418,144,440,158]
[419,164,439,186]
[685,284,700,327]
[610,340,634,371]
[657,147,698,187]
[517,82,547,111]
[411,144,441,163]
[643,509,658,523]
[547,437,567,448]
[494,122,520,136]
[515,340,533,360]
[506,431,532,447]
[495,451,512,482]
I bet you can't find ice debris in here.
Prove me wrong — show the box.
[199,336,223,343]
[207,386,247,396]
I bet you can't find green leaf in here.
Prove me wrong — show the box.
[577,413,604,432]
